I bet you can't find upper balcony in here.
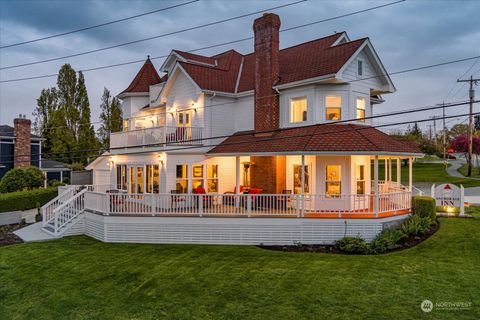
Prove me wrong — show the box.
[110,126,203,150]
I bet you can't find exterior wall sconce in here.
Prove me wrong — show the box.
[158,153,166,167]
[108,156,115,168]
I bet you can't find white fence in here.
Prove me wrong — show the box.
[84,191,412,218]
[110,126,203,149]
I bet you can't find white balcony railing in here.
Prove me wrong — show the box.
[110,126,203,149]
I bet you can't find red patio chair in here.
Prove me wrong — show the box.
[194,187,211,208]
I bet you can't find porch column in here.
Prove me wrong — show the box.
[384,158,388,183]
[396,158,401,186]
[408,157,413,192]
[388,158,392,183]
[235,156,240,208]
[301,154,305,216]
[374,155,379,217]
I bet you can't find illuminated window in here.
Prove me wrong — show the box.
[356,165,365,195]
[326,165,341,196]
[290,97,307,123]
[176,165,188,193]
[123,120,129,132]
[207,164,219,193]
[293,165,309,194]
[136,167,144,193]
[326,96,341,121]
[356,97,366,122]
[192,164,204,190]
[358,60,363,76]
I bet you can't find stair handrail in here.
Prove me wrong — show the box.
[41,185,83,226]
[52,188,87,236]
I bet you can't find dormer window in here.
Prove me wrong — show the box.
[326,96,341,121]
[356,97,366,122]
[357,60,363,76]
[290,97,307,123]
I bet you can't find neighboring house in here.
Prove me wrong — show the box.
[0,116,69,183]
[43,13,422,244]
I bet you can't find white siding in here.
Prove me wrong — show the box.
[342,50,384,91]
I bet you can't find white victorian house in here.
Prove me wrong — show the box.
[41,13,422,245]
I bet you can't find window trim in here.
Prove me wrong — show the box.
[357,59,363,76]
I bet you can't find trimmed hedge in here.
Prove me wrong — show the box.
[0,187,58,213]
[412,196,436,221]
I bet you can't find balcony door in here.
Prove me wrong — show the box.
[176,110,192,141]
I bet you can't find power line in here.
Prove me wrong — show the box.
[0,0,406,83]
[0,0,200,49]
[6,100,478,160]
[0,0,307,71]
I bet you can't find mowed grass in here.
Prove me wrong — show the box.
[0,218,479,319]
[376,162,480,188]
[458,163,480,178]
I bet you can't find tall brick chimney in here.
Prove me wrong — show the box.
[253,13,281,133]
[14,115,31,168]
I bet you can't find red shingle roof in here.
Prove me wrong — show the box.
[120,57,163,94]
[208,124,422,155]
[172,33,365,93]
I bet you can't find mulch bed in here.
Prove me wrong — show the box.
[258,220,440,255]
[0,223,25,246]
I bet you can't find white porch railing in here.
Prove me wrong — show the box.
[84,191,412,218]
[110,126,203,149]
[51,189,87,236]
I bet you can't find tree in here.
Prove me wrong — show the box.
[99,87,122,148]
[0,167,45,193]
[33,88,58,155]
[406,122,422,139]
[34,64,99,164]
[76,72,99,164]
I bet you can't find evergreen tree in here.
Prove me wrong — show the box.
[99,87,123,148]
[34,64,99,164]
[76,71,99,164]
[33,88,58,155]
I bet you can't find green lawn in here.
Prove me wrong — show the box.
[375,162,480,188]
[458,164,480,178]
[0,218,479,319]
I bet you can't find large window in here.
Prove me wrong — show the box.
[116,164,127,191]
[356,97,366,122]
[146,165,160,193]
[356,165,365,195]
[293,165,309,194]
[326,96,341,121]
[192,164,204,190]
[326,165,341,196]
[207,164,219,193]
[176,165,188,193]
[290,97,307,123]
[123,120,129,132]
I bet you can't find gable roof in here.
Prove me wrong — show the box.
[170,32,373,94]
[119,57,163,96]
[0,125,41,139]
[208,124,422,155]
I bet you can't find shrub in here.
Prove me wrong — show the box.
[0,187,58,213]
[401,215,431,238]
[412,196,436,222]
[48,179,65,187]
[369,228,405,254]
[0,166,45,193]
[68,162,85,171]
[334,236,368,254]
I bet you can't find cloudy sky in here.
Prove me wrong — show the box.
[0,0,479,134]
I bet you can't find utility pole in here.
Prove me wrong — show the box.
[442,103,447,167]
[457,76,479,176]
[428,124,433,142]
[430,115,438,147]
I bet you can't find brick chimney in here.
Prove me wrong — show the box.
[253,13,281,133]
[14,115,31,168]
